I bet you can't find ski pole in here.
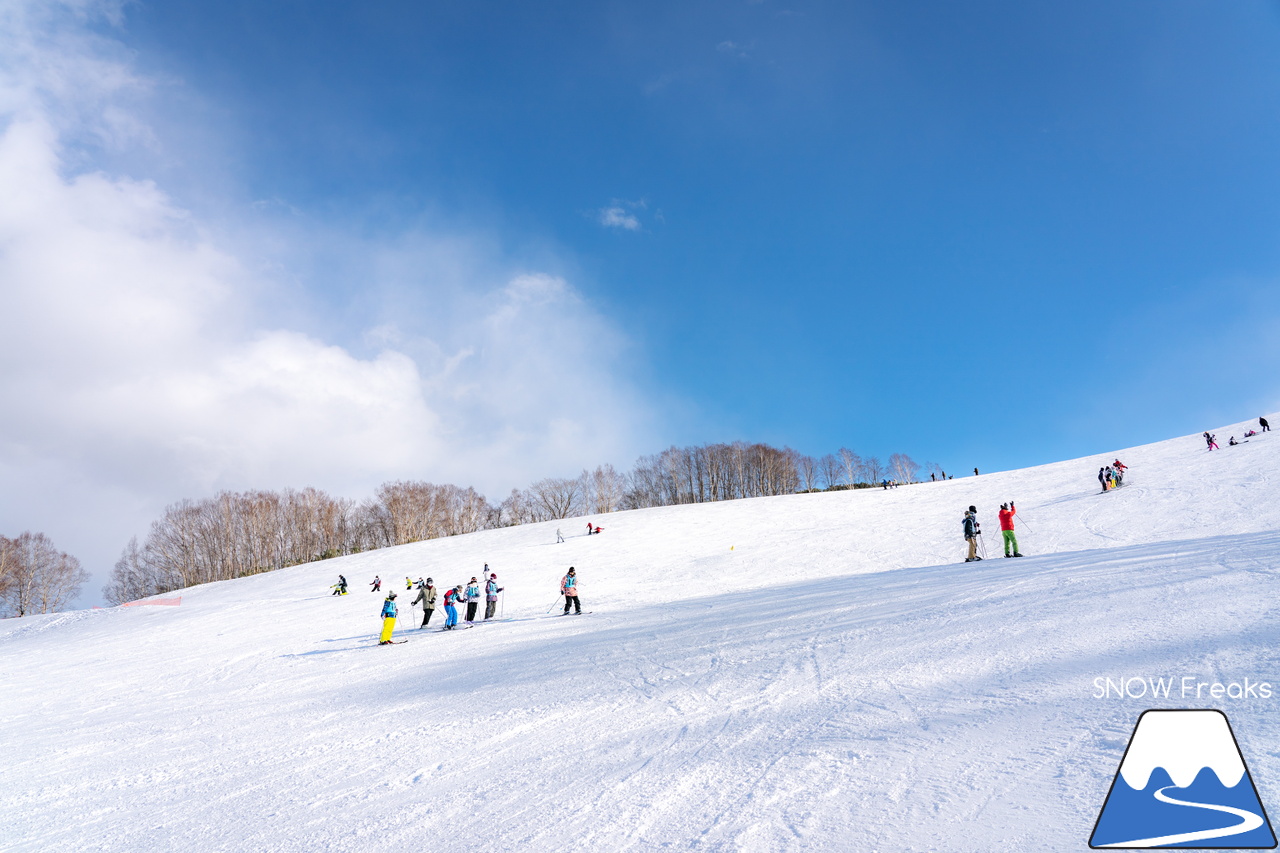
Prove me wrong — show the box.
[546,594,563,614]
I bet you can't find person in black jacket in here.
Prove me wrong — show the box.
[1262,416,1271,433]
[963,506,981,562]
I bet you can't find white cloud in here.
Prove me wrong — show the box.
[598,205,642,231]
[0,1,663,601]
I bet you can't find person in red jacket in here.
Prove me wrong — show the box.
[998,502,1023,558]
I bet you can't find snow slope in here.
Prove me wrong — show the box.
[2,417,1279,852]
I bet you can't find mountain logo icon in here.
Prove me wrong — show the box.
[1090,710,1276,848]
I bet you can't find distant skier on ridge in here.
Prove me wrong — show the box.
[998,503,1023,558]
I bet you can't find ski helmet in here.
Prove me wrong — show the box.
[388,592,397,599]
[968,505,976,513]
[490,573,496,579]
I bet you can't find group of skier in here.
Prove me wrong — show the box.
[1224,416,1269,447]
[362,565,583,644]
[1098,459,1127,492]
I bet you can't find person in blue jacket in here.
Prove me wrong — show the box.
[484,573,504,620]
[378,593,398,644]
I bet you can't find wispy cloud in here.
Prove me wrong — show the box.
[0,0,662,599]
[716,40,756,59]
[597,199,649,232]
[598,205,642,231]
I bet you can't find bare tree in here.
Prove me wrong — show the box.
[1,532,88,617]
[0,536,15,608]
[818,454,842,490]
[889,453,921,484]
[527,477,585,520]
[862,455,886,484]
[838,447,863,487]
[797,454,820,492]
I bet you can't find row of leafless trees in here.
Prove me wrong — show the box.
[103,442,930,603]
[0,532,89,617]
[102,483,495,605]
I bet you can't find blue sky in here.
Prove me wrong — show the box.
[3,1,1280,596]
[123,0,1280,460]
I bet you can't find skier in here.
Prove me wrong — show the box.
[331,574,348,595]
[557,528,565,543]
[413,578,436,628]
[998,502,1023,558]
[586,522,594,535]
[931,472,936,482]
[1098,467,1108,492]
[963,507,981,563]
[465,577,481,623]
[974,467,979,477]
[443,585,462,629]
[593,525,603,535]
[370,575,381,592]
[561,567,582,614]
[485,573,503,620]
[378,593,398,645]
[1112,459,1128,473]
[1261,417,1271,433]
[405,576,413,590]
[1229,436,1240,446]
[882,479,889,490]
[1204,432,1219,451]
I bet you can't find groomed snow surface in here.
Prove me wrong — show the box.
[3,418,1279,852]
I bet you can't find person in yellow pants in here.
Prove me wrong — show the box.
[379,592,399,644]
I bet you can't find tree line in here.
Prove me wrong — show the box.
[101,441,930,606]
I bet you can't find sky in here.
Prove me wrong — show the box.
[3,0,1280,604]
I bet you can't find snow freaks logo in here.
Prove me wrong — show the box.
[1090,710,1277,849]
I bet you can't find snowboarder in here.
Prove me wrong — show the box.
[593,525,603,535]
[465,577,481,623]
[1261,417,1270,432]
[413,578,436,627]
[485,573,503,619]
[370,576,381,592]
[998,502,1023,557]
[1229,436,1243,446]
[379,593,398,645]
[332,574,348,595]
[963,507,981,563]
[561,567,582,614]
[556,528,564,543]
[443,585,462,629]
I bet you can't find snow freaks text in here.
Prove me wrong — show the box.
[1092,677,1274,701]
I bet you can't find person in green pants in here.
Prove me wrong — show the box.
[998,502,1023,557]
